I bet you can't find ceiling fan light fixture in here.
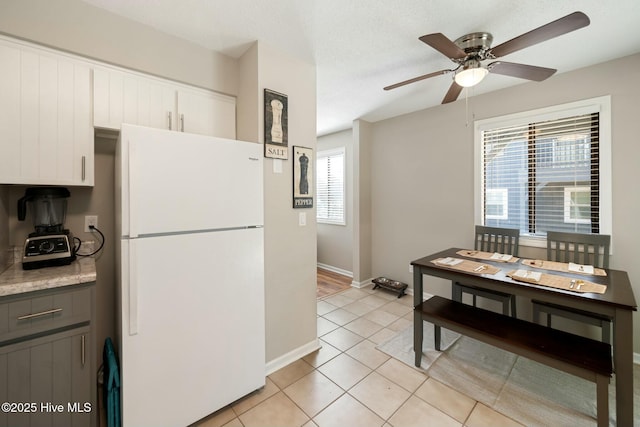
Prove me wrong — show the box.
[455,65,488,88]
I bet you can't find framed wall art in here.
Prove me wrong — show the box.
[264,88,288,159]
[293,146,313,208]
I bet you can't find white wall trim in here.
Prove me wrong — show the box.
[265,338,321,376]
[351,277,373,288]
[317,263,353,278]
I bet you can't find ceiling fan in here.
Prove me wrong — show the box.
[384,11,590,104]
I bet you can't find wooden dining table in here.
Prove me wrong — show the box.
[411,247,637,426]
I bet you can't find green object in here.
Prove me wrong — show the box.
[103,337,121,427]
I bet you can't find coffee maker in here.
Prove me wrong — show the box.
[18,187,76,270]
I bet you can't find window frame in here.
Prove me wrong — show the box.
[474,96,612,248]
[316,147,346,226]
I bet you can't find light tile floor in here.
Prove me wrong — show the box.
[196,285,524,427]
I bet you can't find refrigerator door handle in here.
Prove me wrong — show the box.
[129,239,139,335]
[128,140,138,238]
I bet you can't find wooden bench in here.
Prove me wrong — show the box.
[415,296,613,427]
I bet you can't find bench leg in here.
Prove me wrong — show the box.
[596,374,609,427]
[434,325,442,351]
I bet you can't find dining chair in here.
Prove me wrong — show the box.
[532,231,612,344]
[453,225,519,317]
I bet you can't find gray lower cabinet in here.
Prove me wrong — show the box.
[0,284,95,427]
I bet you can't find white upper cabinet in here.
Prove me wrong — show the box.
[0,38,94,186]
[176,87,236,139]
[0,34,236,187]
[93,67,175,131]
[93,66,236,139]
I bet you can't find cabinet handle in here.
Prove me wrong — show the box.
[180,114,184,132]
[17,308,63,320]
[81,335,86,367]
[82,156,86,181]
[167,111,172,130]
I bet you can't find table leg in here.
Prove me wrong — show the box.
[452,281,462,301]
[614,308,633,425]
[413,267,423,367]
[414,309,423,367]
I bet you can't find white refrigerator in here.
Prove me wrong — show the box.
[115,124,265,427]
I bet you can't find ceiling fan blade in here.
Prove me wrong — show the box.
[488,61,556,81]
[442,81,463,104]
[384,69,450,91]
[419,33,467,59]
[490,11,590,58]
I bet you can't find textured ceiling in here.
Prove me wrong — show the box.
[81,0,640,136]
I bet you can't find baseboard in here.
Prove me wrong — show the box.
[351,277,373,288]
[317,263,353,278]
[265,338,321,376]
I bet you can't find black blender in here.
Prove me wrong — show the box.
[18,187,76,270]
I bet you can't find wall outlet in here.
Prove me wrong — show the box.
[409,265,413,273]
[84,215,98,232]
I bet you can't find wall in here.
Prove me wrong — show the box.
[317,129,353,275]
[352,120,373,285]
[0,0,238,95]
[369,53,640,350]
[251,42,318,370]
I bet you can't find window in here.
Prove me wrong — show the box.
[486,188,508,220]
[564,186,591,224]
[475,96,611,247]
[316,147,345,225]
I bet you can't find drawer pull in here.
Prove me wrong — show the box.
[81,335,86,367]
[17,308,63,320]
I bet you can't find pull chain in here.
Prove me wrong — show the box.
[465,87,469,127]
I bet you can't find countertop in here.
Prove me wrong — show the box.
[0,247,97,297]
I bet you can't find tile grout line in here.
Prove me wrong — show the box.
[208,285,515,427]
[316,290,448,426]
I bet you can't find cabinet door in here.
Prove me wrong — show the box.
[94,67,175,131]
[133,76,176,130]
[0,42,21,181]
[176,87,236,138]
[0,329,92,427]
[0,39,93,186]
[93,66,124,130]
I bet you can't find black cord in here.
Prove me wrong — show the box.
[77,225,106,257]
[74,236,82,253]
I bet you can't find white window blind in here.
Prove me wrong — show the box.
[316,148,345,225]
[481,112,600,237]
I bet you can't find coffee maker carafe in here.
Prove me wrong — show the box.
[18,187,76,270]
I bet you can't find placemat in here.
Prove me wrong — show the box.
[431,257,501,275]
[456,249,520,263]
[521,259,607,276]
[506,269,607,294]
